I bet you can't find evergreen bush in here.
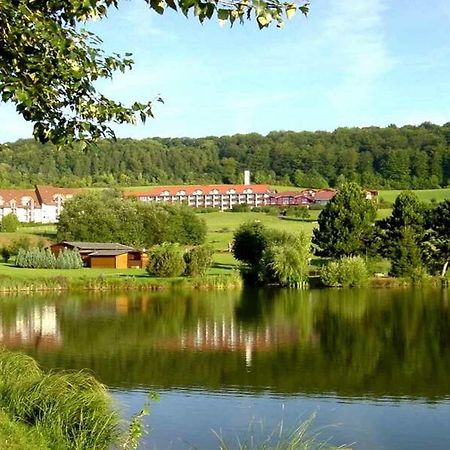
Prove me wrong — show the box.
[184,245,214,277]
[146,243,186,277]
[15,248,82,269]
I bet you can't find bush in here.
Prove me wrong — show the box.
[284,206,310,219]
[229,203,251,212]
[320,256,369,287]
[15,248,82,269]
[184,245,214,277]
[0,213,20,232]
[194,207,219,213]
[147,243,186,277]
[1,247,11,262]
[259,232,311,287]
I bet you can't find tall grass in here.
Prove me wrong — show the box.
[212,413,350,450]
[0,349,119,449]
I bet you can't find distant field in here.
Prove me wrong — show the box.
[202,211,317,252]
[378,188,450,203]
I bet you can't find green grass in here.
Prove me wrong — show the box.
[0,262,147,280]
[0,349,119,450]
[378,188,450,203]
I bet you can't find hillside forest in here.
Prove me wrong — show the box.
[1,123,450,189]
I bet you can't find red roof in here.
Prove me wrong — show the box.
[314,189,336,201]
[0,188,40,207]
[124,184,273,197]
[272,191,314,199]
[35,185,84,205]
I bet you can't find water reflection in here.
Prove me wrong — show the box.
[0,288,449,400]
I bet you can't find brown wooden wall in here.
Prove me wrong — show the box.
[90,253,128,269]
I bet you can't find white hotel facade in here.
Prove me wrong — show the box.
[124,184,274,210]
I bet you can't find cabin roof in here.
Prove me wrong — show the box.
[55,241,136,251]
[88,250,130,257]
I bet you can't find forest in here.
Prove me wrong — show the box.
[1,122,450,189]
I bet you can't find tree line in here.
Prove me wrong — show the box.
[1,123,450,189]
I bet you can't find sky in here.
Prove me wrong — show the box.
[1,0,450,142]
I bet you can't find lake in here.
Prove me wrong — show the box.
[0,287,449,449]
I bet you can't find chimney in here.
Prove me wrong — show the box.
[244,170,251,186]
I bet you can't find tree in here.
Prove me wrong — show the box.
[312,182,377,258]
[0,0,309,146]
[232,221,268,266]
[422,199,450,274]
[0,213,20,232]
[375,191,426,273]
[57,191,206,247]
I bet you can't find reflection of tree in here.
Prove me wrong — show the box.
[0,288,449,400]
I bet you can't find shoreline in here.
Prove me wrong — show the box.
[0,272,446,294]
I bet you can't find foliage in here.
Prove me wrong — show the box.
[184,245,214,277]
[4,236,32,259]
[312,182,377,258]
[232,221,268,266]
[234,221,311,287]
[376,192,427,276]
[1,123,450,188]
[259,231,311,287]
[15,247,82,269]
[146,243,186,277]
[57,191,206,247]
[320,256,369,287]
[283,206,310,219]
[422,199,450,274]
[0,213,20,232]
[0,0,308,146]
[230,203,251,212]
[0,349,119,449]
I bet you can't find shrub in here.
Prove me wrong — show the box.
[260,233,311,287]
[147,243,186,277]
[320,256,369,287]
[1,246,11,262]
[184,245,214,277]
[15,248,82,269]
[233,221,268,266]
[229,203,251,212]
[284,206,310,219]
[194,207,219,213]
[0,213,20,232]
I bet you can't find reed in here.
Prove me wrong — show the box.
[212,413,350,450]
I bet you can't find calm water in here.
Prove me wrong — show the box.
[0,288,449,449]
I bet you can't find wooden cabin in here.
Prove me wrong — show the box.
[50,241,148,269]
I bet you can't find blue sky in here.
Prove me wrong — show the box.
[1,0,450,142]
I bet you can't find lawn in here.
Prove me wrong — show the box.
[0,263,147,280]
[202,211,318,252]
[378,188,450,203]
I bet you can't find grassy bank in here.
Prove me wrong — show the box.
[0,349,119,450]
[0,262,242,293]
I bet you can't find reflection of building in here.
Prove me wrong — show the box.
[0,185,83,223]
[0,305,61,349]
[175,318,299,367]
